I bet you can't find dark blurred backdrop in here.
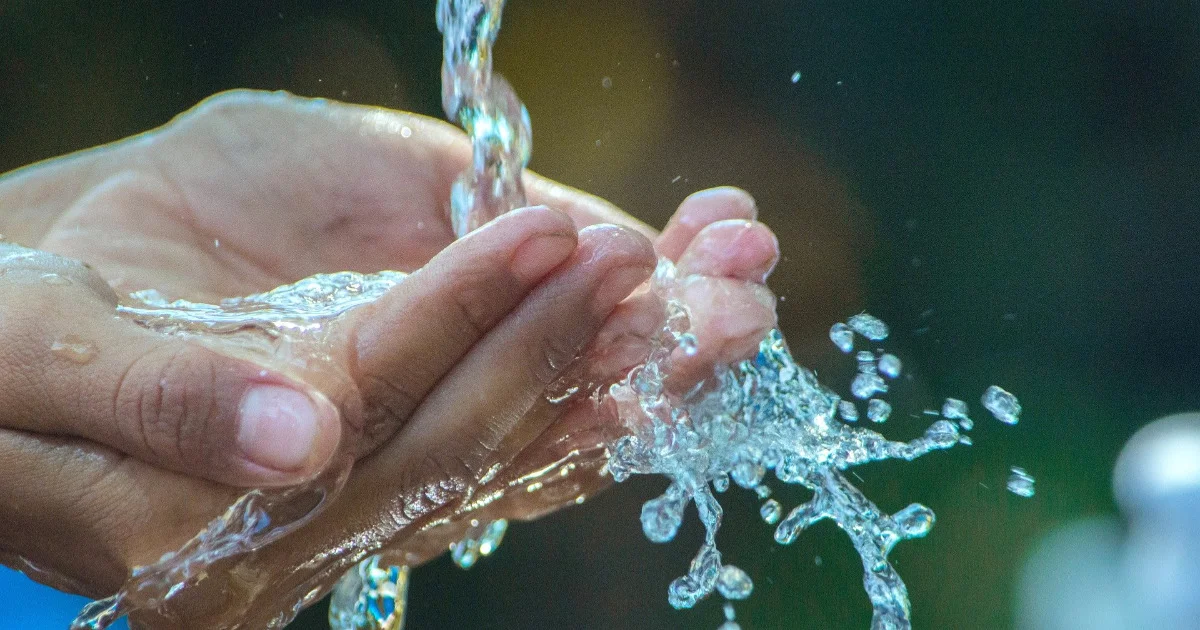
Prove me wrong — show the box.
[2,0,1199,628]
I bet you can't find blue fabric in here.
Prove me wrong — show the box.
[0,567,127,629]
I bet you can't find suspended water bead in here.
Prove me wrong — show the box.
[716,565,754,600]
[1007,467,1036,498]
[838,400,860,422]
[760,499,783,524]
[641,486,688,543]
[856,350,878,374]
[878,353,902,379]
[829,322,854,353]
[851,372,887,399]
[983,385,1022,425]
[713,473,731,493]
[940,398,973,430]
[867,399,892,424]
[847,313,889,341]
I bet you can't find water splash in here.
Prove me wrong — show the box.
[328,557,410,630]
[449,519,509,569]
[606,286,968,625]
[1007,467,1036,498]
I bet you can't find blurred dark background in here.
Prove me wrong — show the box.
[2,0,1199,628]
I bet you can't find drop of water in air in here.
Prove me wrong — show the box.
[847,313,889,341]
[829,322,854,353]
[716,565,753,600]
[878,353,901,379]
[983,385,1022,425]
[1007,466,1035,497]
[867,399,892,423]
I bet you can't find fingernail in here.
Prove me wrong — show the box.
[510,232,577,283]
[238,385,335,474]
[592,264,653,314]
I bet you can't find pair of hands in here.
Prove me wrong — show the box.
[0,90,779,627]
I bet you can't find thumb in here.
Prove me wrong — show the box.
[0,244,342,487]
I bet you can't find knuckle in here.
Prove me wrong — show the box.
[126,344,222,469]
[445,267,507,339]
[357,374,421,456]
[529,333,580,387]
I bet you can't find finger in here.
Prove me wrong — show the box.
[656,186,758,261]
[0,246,341,487]
[676,219,780,283]
[401,224,655,474]
[667,220,780,388]
[142,226,658,629]
[0,428,233,596]
[347,205,578,454]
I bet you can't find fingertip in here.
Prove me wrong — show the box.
[234,384,342,487]
[658,187,759,260]
[677,219,780,282]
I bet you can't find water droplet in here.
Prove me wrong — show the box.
[719,622,742,630]
[760,499,782,524]
[1007,466,1035,497]
[51,335,96,364]
[601,76,613,89]
[476,519,507,556]
[213,239,220,249]
[847,313,889,341]
[716,565,753,600]
[851,372,886,399]
[878,353,901,379]
[829,322,854,353]
[856,350,878,374]
[724,601,736,621]
[790,71,801,83]
[641,487,687,543]
[401,126,412,138]
[713,474,730,493]
[982,385,1021,425]
[40,273,71,286]
[754,484,772,499]
[838,400,859,422]
[940,397,973,429]
[677,333,698,356]
[867,399,892,423]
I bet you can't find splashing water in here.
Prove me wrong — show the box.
[1007,467,1036,498]
[60,1,1028,628]
[331,1,530,627]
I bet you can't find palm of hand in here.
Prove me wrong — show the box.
[0,91,780,627]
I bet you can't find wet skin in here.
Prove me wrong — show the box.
[0,91,779,627]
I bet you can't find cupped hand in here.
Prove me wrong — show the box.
[0,90,780,627]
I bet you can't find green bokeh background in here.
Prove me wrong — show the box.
[3,1,1197,628]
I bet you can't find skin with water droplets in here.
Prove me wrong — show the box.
[50,335,97,364]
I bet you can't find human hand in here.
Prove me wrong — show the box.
[0,90,655,600]
[0,90,779,627]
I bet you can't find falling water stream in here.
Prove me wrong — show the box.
[64,1,1031,629]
